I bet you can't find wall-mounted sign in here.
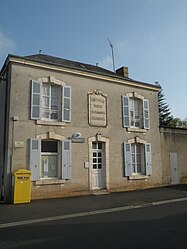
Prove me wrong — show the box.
[88,90,107,127]
[69,138,85,143]
[14,141,24,148]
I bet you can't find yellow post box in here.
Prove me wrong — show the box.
[12,169,31,204]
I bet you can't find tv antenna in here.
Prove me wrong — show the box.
[108,38,115,72]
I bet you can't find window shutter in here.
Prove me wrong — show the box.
[29,139,41,180]
[31,80,41,120]
[62,140,72,179]
[62,86,71,122]
[122,96,130,127]
[143,99,150,129]
[124,143,132,176]
[145,143,152,175]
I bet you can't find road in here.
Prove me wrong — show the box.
[0,200,187,249]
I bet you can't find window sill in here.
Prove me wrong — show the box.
[34,179,66,186]
[129,175,148,180]
[127,128,147,133]
[36,120,66,126]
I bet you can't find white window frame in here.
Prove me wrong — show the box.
[122,93,150,130]
[129,98,142,128]
[41,84,60,121]
[31,79,71,123]
[41,152,58,179]
[124,141,152,177]
[131,143,142,175]
[29,138,71,181]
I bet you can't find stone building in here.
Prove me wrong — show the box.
[0,54,162,202]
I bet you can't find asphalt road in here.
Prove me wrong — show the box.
[0,200,187,249]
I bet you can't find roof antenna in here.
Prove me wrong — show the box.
[39,50,42,54]
[107,38,116,72]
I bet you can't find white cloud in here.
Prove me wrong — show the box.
[0,31,15,56]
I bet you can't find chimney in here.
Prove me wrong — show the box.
[116,67,129,78]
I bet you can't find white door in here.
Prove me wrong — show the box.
[92,142,105,190]
[170,152,179,185]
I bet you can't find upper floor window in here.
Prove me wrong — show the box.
[122,93,150,130]
[42,84,60,120]
[31,80,71,122]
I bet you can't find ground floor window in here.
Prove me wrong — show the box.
[41,140,58,178]
[29,138,71,181]
[124,142,152,177]
[131,143,144,174]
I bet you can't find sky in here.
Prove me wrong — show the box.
[0,0,187,119]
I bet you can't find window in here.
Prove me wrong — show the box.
[41,84,59,120]
[129,99,142,128]
[124,142,152,177]
[29,139,71,181]
[122,95,150,129]
[41,140,58,178]
[31,80,71,122]
[131,144,143,174]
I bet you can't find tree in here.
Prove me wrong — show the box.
[156,82,173,126]
[170,118,187,128]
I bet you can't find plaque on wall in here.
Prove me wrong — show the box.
[88,90,107,127]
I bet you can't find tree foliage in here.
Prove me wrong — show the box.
[156,82,173,126]
[156,82,187,128]
[169,118,187,128]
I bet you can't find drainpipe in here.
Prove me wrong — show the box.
[0,75,8,202]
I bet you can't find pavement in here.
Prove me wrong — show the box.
[0,185,187,227]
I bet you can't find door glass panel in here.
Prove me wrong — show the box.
[92,142,103,170]
[98,143,102,149]
[98,152,102,157]
[93,164,97,169]
[98,164,102,169]
[92,142,97,149]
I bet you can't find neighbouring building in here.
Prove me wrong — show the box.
[160,127,187,185]
[0,53,165,202]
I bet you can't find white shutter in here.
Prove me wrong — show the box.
[31,80,41,120]
[62,86,71,122]
[62,140,72,179]
[143,99,150,129]
[29,139,41,180]
[122,96,130,127]
[124,143,132,176]
[145,143,152,175]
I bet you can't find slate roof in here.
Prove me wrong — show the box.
[1,53,160,89]
[25,54,120,77]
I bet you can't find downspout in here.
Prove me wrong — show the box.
[0,61,11,203]
[0,74,8,202]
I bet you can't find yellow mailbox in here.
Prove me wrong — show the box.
[12,169,31,204]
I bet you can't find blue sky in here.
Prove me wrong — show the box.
[0,0,187,119]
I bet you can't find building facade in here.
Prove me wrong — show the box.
[0,54,162,202]
[160,127,187,185]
